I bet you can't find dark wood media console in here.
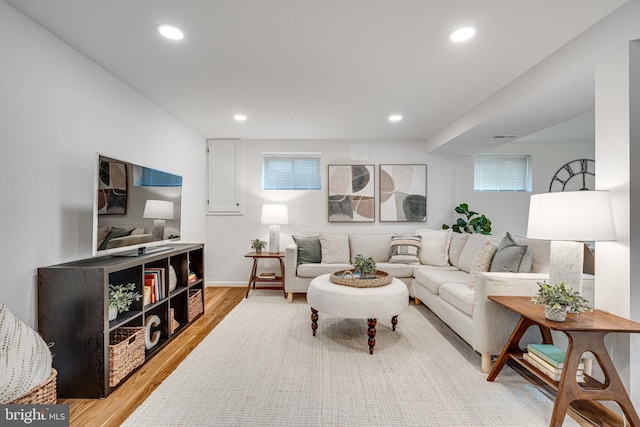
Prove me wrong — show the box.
[38,243,205,398]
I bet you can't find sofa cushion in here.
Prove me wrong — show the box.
[416,229,451,267]
[99,226,135,250]
[297,263,352,278]
[320,233,350,263]
[457,234,492,273]
[448,233,470,269]
[413,267,469,295]
[349,233,395,263]
[439,283,475,317]
[389,235,421,264]
[490,232,532,273]
[0,304,53,404]
[292,235,322,264]
[469,241,498,288]
[511,235,551,273]
[376,262,415,278]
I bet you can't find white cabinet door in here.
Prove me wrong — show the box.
[207,139,244,215]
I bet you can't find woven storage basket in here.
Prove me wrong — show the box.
[188,289,204,322]
[329,270,392,288]
[9,368,57,404]
[109,327,145,388]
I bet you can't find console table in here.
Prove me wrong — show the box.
[244,252,286,298]
[487,295,640,427]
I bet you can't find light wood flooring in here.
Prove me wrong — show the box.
[59,287,622,426]
[60,287,245,427]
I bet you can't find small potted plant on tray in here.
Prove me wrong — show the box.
[251,239,267,253]
[531,281,592,322]
[353,254,377,279]
[109,283,142,321]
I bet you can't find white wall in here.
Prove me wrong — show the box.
[205,140,455,284]
[452,141,595,237]
[0,2,206,328]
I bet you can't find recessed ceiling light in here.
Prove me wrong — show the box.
[389,115,403,122]
[157,25,184,40]
[233,114,247,122]
[448,26,476,42]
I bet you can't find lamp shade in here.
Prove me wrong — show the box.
[261,204,288,225]
[143,200,175,220]
[527,191,616,241]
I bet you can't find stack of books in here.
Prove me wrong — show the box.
[144,267,165,305]
[188,272,198,284]
[524,344,585,382]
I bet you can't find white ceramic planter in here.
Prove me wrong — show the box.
[544,305,567,322]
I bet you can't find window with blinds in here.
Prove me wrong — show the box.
[262,153,321,190]
[474,155,532,192]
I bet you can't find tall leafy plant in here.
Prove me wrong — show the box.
[442,203,492,234]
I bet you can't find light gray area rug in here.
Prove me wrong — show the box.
[123,291,578,426]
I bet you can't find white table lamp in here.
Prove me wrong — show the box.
[261,204,288,253]
[143,199,175,241]
[527,191,616,292]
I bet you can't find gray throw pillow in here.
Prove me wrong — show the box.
[292,235,322,264]
[490,232,532,273]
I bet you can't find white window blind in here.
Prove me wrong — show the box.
[474,155,532,192]
[263,153,321,190]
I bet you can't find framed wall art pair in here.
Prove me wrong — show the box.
[327,164,427,222]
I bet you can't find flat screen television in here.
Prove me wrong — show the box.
[93,154,182,256]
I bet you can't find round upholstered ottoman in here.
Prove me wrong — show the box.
[307,273,409,354]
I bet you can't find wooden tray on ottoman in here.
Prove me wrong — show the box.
[329,270,392,288]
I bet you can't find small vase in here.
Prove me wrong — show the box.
[545,305,567,322]
[108,307,118,321]
[255,248,262,254]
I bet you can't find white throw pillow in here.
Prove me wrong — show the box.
[349,233,395,263]
[448,233,470,268]
[457,234,492,273]
[319,233,350,263]
[416,229,451,267]
[0,304,53,404]
[469,241,498,288]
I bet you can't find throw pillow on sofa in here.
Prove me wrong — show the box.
[0,304,53,404]
[469,241,498,288]
[319,233,350,263]
[292,235,322,264]
[416,229,451,266]
[389,235,422,264]
[490,232,532,273]
[349,233,395,263]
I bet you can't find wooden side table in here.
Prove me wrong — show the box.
[487,295,640,427]
[244,252,286,299]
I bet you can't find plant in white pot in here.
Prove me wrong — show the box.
[108,283,142,321]
[532,281,592,322]
[251,239,267,253]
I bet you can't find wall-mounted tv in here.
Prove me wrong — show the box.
[93,154,182,256]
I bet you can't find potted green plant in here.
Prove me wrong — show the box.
[251,239,267,253]
[353,254,377,279]
[442,203,492,234]
[108,283,142,320]
[531,281,592,321]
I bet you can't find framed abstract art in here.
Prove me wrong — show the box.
[379,164,427,222]
[97,160,128,214]
[327,165,375,222]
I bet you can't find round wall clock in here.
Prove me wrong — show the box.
[549,159,595,192]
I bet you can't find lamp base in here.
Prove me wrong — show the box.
[550,240,584,292]
[151,219,166,241]
[269,224,280,253]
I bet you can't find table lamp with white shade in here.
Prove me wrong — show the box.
[261,204,288,253]
[526,191,616,293]
[143,199,175,241]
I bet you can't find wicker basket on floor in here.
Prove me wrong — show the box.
[9,368,57,404]
[188,289,203,322]
[109,327,145,388]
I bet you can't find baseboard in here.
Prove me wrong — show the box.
[205,281,246,287]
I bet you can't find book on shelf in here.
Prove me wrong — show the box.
[525,351,584,375]
[523,353,585,382]
[145,268,165,299]
[144,274,157,303]
[527,344,582,369]
[188,272,198,284]
[143,283,152,305]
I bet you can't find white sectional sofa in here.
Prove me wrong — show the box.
[284,229,594,372]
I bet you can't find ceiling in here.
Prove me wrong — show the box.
[5,0,627,146]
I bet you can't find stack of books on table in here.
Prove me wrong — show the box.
[524,344,585,382]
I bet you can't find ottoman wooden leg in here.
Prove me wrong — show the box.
[367,318,377,354]
[311,308,318,336]
[391,315,398,331]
